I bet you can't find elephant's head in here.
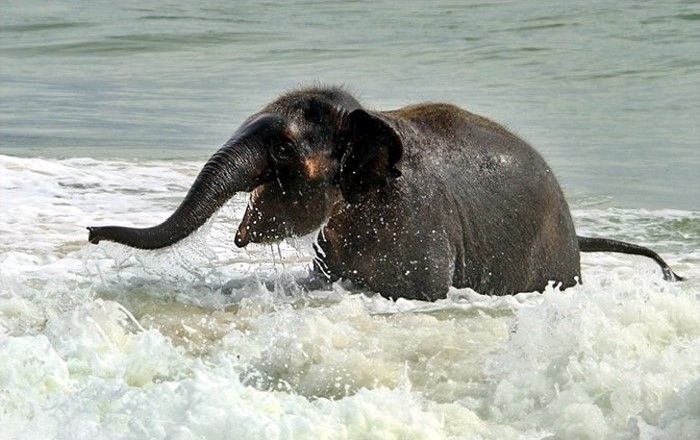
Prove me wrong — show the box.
[88,87,403,250]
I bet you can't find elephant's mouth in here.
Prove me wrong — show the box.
[234,206,261,247]
[234,221,251,247]
[233,177,343,248]
[234,220,289,247]
[234,208,289,248]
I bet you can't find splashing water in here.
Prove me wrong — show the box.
[1,155,699,439]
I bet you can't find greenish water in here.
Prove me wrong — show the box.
[1,0,698,208]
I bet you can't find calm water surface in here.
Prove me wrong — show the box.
[2,0,698,208]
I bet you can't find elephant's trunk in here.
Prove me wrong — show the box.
[88,114,284,249]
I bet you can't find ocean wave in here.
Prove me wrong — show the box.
[1,155,699,439]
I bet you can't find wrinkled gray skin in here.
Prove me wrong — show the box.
[88,86,682,300]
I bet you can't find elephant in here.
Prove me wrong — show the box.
[88,86,682,300]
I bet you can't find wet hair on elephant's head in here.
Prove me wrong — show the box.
[337,109,403,204]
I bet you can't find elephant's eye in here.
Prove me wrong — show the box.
[271,141,297,163]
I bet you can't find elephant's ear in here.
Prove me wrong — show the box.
[339,109,403,202]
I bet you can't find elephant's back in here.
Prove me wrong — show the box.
[388,102,558,195]
[388,103,533,159]
[388,103,509,141]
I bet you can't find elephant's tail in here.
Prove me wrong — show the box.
[577,236,684,282]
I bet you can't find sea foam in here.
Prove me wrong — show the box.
[1,155,698,439]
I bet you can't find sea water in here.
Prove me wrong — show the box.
[1,1,699,439]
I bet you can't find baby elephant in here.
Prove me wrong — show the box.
[88,86,682,300]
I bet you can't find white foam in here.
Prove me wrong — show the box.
[1,155,699,439]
